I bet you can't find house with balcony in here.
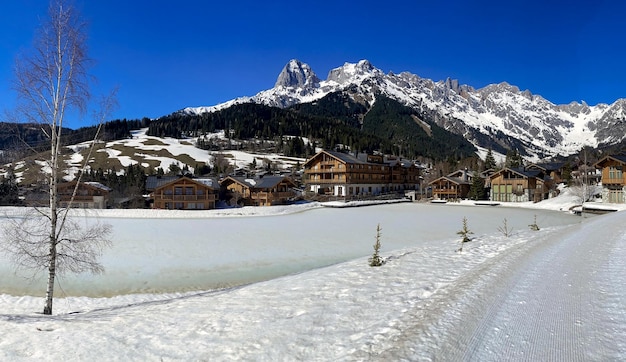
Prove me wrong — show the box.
[57,181,112,209]
[489,167,546,202]
[428,169,474,200]
[220,175,297,206]
[594,152,626,203]
[303,150,420,200]
[152,176,217,210]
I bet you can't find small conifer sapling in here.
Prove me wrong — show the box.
[456,217,473,252]
[369,224,384,267]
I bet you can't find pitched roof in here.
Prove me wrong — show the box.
[254,176,295,189]
[490,167,543,179]
[84,182,112,192]
[304,150,368,167]
[220,176,255,188]
[152,176,217,191]
[594,152,626,167]
[428,176,469,186]
[527,162,565,172]
[222,175,294,189]
[59,180,112,192]
[146,175,179,191]
[446,169,476,178]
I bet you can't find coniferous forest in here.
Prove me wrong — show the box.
[146,92,477,161]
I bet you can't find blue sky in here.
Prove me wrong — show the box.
[1,0,625,128]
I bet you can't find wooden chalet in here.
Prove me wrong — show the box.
[594,153,626,203]
[57,181,112,209]
[152,176,217,210]
[428,169,473,200]
[387,158,422,192]
[571,164,601,186]
[489,167,546,202]
[220,175,297,206]
[303,150,420,200]
[526,162,565,185]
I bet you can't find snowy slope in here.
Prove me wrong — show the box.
[8,128,305,183]
[1,202,625,360]
[182,59,626,159]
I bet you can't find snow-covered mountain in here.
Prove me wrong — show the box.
[181,59,626,159]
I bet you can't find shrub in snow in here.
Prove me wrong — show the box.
[498,218,513,237]
[456,217,473,252]
[529,215,540,231]
[368,224,385,267]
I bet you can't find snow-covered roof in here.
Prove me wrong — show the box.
[84,181,113,192]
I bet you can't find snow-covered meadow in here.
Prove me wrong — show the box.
[1,196,625,360]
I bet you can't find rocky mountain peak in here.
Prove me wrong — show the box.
[326,60,380,85]
[274,59,320,88]
[183,58,626,159]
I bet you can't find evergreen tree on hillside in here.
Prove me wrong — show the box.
[505,149,524,168]
[484,148,497,170]
[469,175,487,200]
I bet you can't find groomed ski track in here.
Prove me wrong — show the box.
[378,211,626,361]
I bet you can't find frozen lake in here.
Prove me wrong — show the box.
[0,203,581,297]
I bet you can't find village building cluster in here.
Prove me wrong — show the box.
[18,150,626,210]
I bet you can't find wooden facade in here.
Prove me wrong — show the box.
[152,176,217,210]
[489,167,546,202]
[303,150,420,200]
[221,176,297,206]
[594,153,626,203]
[57,181,111,209]
[428,169,479,200]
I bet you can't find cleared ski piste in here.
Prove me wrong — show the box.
[1,194,625,360]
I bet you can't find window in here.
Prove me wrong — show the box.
[185,187,194,195]
[174,187,183,195]
[609,166,623,180]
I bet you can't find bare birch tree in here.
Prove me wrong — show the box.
[1,0,113,315]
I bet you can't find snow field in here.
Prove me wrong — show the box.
[1,201,624,360]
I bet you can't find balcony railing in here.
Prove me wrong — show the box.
[58,195,99,202]
[253,191,294,200]
[603,177,624,185]
[157,194,216,201]
[433,188,459,194]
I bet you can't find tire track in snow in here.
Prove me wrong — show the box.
[377,213,626,361]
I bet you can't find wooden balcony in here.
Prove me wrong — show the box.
[253,191,294,200]
[433,188,459,194]
[603,178,625,185]
[157,194,216,201]
[58,195,98,202]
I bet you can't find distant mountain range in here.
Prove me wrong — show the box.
[180,59,626,159]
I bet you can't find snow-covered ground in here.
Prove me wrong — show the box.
[1,194,625,360]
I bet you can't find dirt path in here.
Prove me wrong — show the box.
[380,213,626,361]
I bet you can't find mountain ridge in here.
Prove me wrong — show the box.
[180,59,626,160]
